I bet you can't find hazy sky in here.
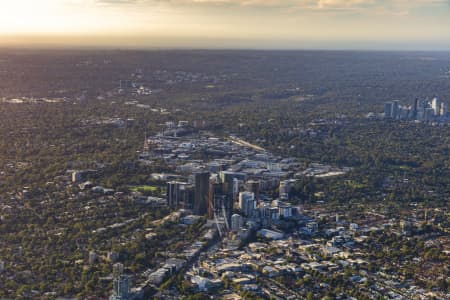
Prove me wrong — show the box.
[0,0,449,50]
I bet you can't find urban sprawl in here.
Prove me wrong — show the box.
[102,121,447,300]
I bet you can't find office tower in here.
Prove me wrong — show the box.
[269,207,280,221]
[384,102,393,118]
[167,181,178,209]
[421,99,429,111]
[219,171,246,222]
[238,192,255,217]
[398,106,410,120]
[167,181,189,209]
[392,100,399,119]
[278,202,293,218]
[246,180,260,202]
[110,263,131,300]
[412,98,419,119]
[220,171,246,201]
[208,180,224,219]
[231,214,243,232]
[194,172,210,215]
[431,97,440,116]
[223,193,234,224]
[183,185,195,210]
[441,102,448,117]
[212,194,229,223]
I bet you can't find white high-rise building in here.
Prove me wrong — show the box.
[231,214,243,232]
[72,171,82,183]
[238,192,255,217]
[432,97,441,116]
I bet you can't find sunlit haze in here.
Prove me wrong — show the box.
[0,0,450,50]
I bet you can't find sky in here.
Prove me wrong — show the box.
[0,0,449,50]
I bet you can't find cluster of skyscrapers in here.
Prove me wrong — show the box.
[167,170,301,235]
[384,97,448,121]
[167,171,248,225]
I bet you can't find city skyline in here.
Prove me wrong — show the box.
[0,0,450,50]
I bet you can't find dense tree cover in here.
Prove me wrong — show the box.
[0,50,449,298]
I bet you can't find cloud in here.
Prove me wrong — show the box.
[92,0,449,12]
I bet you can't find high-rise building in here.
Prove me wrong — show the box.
[211,194,229,223]
[208,180,224,219]
[384,102,393,118]
[440,102,448,117]
[110,263,132,300]
[219,171,246,222]
[194,172,210,215]
[432,97,441,116]
[72,171,83,183]
[398,106,410,120]
[182,185,195,210]
[412,98,419,119]
[278,202,293,218]
[220,171,246,201]
[167,181,189,209]
[167,181,178,209]
[246,180,260,202]
[392,100,399,119]
[238,192,255,217]
[231,214,243,232]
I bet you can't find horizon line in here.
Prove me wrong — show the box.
[1,45,450,53]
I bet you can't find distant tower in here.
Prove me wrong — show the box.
[431,97,441,116]
[392,100,399,119]
[412,98,419,119]
[385,102,393,118]
[440,102,448,117]
[336,213,339,223]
